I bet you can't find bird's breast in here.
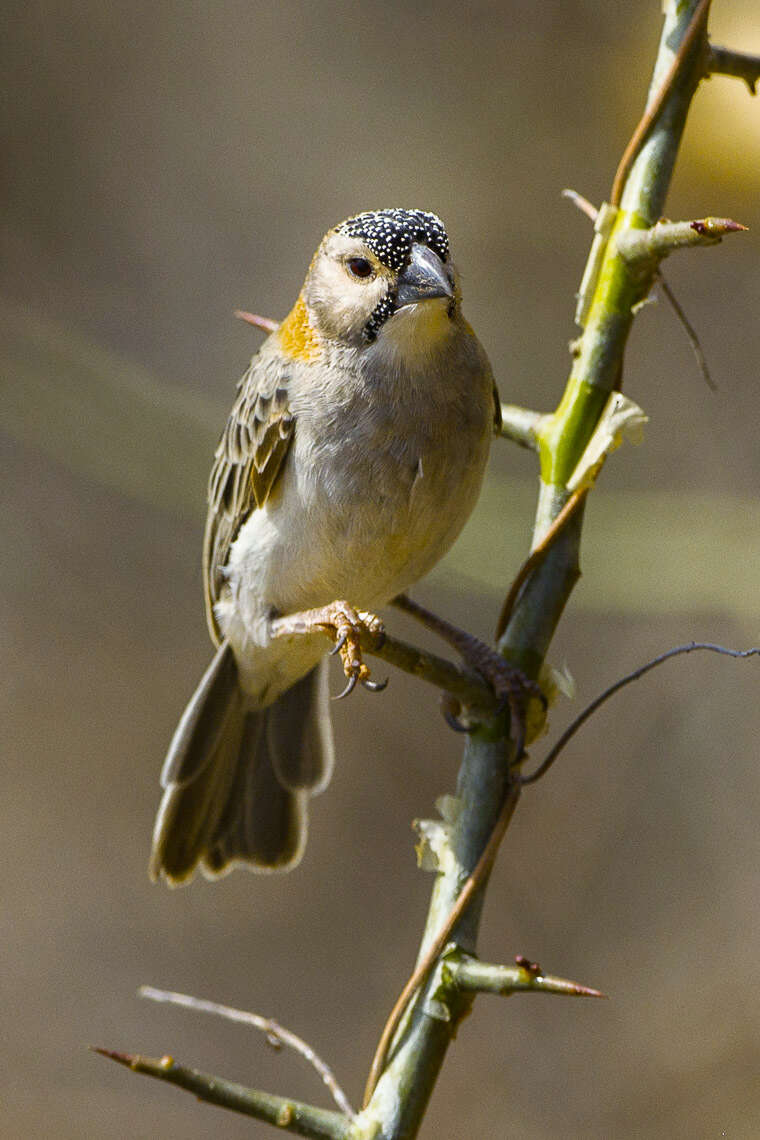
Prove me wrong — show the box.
[226,334,494,630]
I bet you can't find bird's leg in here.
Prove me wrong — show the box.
[269,601,387,699]
[392,593,544,750]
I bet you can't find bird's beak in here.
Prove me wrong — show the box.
[396,243,454,308]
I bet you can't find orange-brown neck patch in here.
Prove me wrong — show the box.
[277,294,322,362]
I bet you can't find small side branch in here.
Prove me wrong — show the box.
[708,45,760,93]
[562,189,723,391]
[92,1048,350,1139]
[499,404,545,451]
[617,217,747,267]
[138,986,355,1118]
[447,955,605,999]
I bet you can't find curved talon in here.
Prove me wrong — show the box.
[444,707,473,733]
[440,694,473,733]
[511,713,527,763]
[362,676,388,693]
[373,628,387,651]
[330,630,349,656]
[333,671,359,701]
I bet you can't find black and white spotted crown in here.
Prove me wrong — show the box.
[336,208,449,272]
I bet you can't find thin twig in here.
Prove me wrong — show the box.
[609,0,711,207]
[138,986,355,1118]
[708,45,760,93]
[521,643,760,786]
[92,1047,350,1139]
[657,272,716,391]
[495,488,588,640]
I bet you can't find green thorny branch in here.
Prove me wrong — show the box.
[97,6,756,1137]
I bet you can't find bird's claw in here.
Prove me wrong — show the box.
[316,601,386,700]
[480,656,543,760]
[440,693,473,733]
[362,676,388,693]
[330,630,348,656]
[334,670,359,701]
[437,638,545,757]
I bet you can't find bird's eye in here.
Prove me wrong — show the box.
[346,257,374,279]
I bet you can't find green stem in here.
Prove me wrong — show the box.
[357,4,715,1139]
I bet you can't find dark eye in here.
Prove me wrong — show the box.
[346,257,374,279]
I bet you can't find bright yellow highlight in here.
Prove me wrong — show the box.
[277,295,321,362]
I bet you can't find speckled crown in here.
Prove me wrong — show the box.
[336,208,449,272]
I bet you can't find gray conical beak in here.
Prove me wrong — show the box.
[396,243,453,308]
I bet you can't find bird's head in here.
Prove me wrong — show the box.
[279,209,460,360]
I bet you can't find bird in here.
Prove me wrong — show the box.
[149,208,501,886]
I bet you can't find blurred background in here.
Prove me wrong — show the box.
[2,2,759,1137]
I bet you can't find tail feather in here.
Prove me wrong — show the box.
[266,660,334,793]
[159,641,240,788]
[149,642,332,886]
[206,716,308,873]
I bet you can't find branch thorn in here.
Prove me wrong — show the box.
[233,310,280,332]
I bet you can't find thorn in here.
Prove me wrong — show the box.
[571,984,608,999]
[561,188,598,222]
[233,310,280,333]
[689,217,748,236]
[511,958,607,998]
[90,1046,135,1067]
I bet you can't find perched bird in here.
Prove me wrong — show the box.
[150,208,500,886]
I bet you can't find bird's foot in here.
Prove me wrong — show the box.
[440,639,544,755]
[270,601,386,699]
[391,594,544,752]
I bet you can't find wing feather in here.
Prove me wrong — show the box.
[203,356,295,643]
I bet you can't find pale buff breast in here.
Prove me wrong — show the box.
[230,327,491,602]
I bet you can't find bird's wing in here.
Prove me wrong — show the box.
[203,354,295,644]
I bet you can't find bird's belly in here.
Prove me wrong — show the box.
[228,425,487,620]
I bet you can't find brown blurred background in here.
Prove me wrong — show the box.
[2,3,760,1137]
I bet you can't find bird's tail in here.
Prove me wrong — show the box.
[149,640,334,886]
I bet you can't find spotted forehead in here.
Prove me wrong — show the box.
[336,208,449,272]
